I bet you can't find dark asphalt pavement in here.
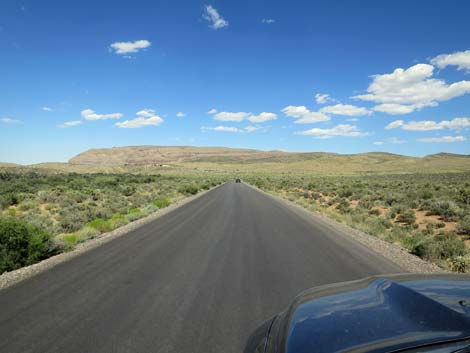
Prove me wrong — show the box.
[0,182,401,353]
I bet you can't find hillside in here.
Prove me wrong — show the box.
[66,146,470,175]
[69,146,288,165]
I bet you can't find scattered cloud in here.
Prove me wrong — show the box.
[418,136,466,143]
[244,125,259,132]
[0,117,20,124]
[261,18,275,24]
[202,125,242,133]
[213,111,250,122]
[202,125,260,133]
[81,109,123,121]
[208,108,218,114]
[320,104,371,116]
[115,109,163,128]
[176,112,186,118]
[248,112,277,123]
[385,117,470,131]
[385,120,405,130]
[431,50,470,71]
[373,141,384,145]
[58,120,82,128]
[110,40,151,55]
[203,5,228,30]
[372,103,421,115]
[346,118,359,122]
[389,137,407,144]
[315,93,333,104]
[354,63,470,114]
[296,124,368,139]
[41,106,52,112]
[282,105,330,124]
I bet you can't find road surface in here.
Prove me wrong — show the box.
[0,182,401,353]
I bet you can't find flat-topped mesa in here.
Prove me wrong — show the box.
[68,146,283,166]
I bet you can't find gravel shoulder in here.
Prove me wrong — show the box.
[245,183,444,274]
[0,184,223,291]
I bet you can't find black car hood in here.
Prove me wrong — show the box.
[269,274,470,353]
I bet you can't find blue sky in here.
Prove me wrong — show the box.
[1,0,470,164]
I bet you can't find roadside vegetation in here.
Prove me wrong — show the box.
[2,162,470,275]
[0,168,226,274]
[244,172,470,272]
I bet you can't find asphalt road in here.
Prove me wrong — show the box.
[0,182,401,353]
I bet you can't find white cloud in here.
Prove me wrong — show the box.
[115,109,163,128]
[208,108,218,114]
[431,50,470,71]
[389,137,407,144]
[372,103,423,115]
[203,5,228,30]
[248,112,277,123]
[418,136,466,143]
[320,104,371,116]
[373,141,384,145]
[110,40,151,55]
[213,111,250,122]
[244,125,259,132]
[202,125,260,133]
[176,112,186,118]
[261,18,275,24]
[385,117,470,131]
[346,118,359,122]
[81,109,123,121]
[58,120,82,128]
[315,93,333,104]
[282,105,330,124]
[0,117,20,124]
[385,120,404,130]
[354,63,470,114]
[42,106,52,112]
[296,124,368,139]
[202,125,242,133]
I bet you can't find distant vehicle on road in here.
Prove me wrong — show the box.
[244,274,470,353]
[235,178,241,183]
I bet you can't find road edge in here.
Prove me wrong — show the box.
[0,183,225,291]
[243,182,444,274]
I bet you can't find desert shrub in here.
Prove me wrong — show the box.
[18,201,37,211]
[0,193,19,209]
[396,210,416,225]
[428,201,459,221]
[457,216,470,235]
[401,233,430,258]
[459,189,470,205]
[109,214,128,228]
[57,207,87,232]
[178,185,199,195]
[154,198,171,208]
[447,256,469,273]
[0,218,54,274]
[426,233,466,261]
[421,191,434,200]
[87,218,113,233]
[62,234,78,249]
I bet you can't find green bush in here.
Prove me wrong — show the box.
[396,210,416,225]
[0,218,53,274]
[87,218,113,233]
[447,256,469,273]
[178,185,199,195]
[154,198,171,208]
[457,216,470,235]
